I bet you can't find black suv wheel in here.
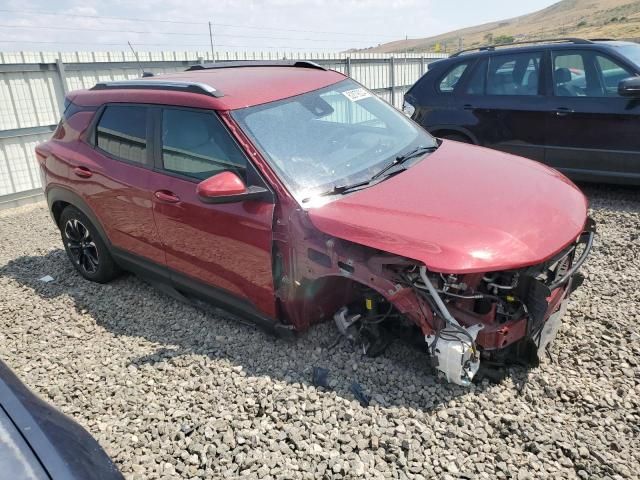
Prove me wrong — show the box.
[59,206,120,283]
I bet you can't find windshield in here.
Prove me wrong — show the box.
[232,79,437,203]
[616,44,640,68]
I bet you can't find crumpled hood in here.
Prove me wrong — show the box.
[307,140,588,273]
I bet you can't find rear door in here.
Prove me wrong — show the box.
[147,106,277,317]
[85,104,165,265]
[464,50,549,161]
[545,49,640,181]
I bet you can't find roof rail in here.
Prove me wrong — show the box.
[450,38,594,57]
[90,80,223,98]
[185,60,327,72]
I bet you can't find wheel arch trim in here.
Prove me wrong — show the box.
[46,186,112,248]
[428,125,478,144]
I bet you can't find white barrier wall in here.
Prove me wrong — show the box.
[0,50,446,202]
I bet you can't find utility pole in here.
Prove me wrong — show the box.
[208,21,215,63]
[127,41,143,76]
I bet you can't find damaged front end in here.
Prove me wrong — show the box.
[329,220,595,386]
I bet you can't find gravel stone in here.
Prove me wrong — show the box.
[0,184,639,479]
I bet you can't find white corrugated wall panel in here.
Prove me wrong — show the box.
[0,50,446,199]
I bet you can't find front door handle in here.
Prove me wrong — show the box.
[73,166,93,178]
[154,190,180,203]
[463,104,474,110]
[554,107,573,116]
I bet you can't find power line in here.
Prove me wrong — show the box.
[0,8,203,25]
[0,23,205,36]
[0,8,409,39]
[0,39,355,51]
[212,21,405,38]
[0,24,377,43]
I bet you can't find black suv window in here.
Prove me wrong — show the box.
[487,52,541,96]
[553,50,634,97]
[438,62,469,92]
[161,108,247,181]
[465,59,487,95]
[96,105,148,164]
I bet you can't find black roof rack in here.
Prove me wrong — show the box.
[450,38,596,57]
[186,60,326,72]
[90,80,223,98]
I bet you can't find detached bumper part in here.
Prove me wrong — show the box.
[426,324,483,386]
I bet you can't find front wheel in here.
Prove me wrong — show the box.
[59,206,120,283]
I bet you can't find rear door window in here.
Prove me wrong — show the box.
[487,52,542,96]
[438,62,469,93]
[96,105,149,165]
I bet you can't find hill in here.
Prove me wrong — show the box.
[360,0,640,53]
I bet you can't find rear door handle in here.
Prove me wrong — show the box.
[463,104,474,110]
[554,107,573,116]
[154,190,180,203]
[73,166,92,178]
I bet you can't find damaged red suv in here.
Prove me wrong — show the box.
[36,61,594,385]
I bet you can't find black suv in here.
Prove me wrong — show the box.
[403,39,640,184]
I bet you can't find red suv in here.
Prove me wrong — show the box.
[36,61,594,386]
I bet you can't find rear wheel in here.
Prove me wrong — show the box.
[59,206,119,283]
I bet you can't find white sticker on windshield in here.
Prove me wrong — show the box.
[342,88,372,102]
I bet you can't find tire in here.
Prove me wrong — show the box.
[59,206,120,283]
[441,133,472,144]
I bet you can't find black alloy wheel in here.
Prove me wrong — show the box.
[64,218,99,275]
[59,206,120,283]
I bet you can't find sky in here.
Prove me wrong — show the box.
[0,0,559,53]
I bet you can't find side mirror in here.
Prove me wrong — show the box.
[196,171,273,204]
[618,77,640,97]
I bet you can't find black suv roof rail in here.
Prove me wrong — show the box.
[90,80,224,98]
[185,60,327,71]
[450,37,598,57]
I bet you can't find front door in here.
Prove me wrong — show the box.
[148,106,276,318]
[545,49,640,181]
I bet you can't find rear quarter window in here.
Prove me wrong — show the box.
[438,62,470,93]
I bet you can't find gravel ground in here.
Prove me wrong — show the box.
[0,185,639,480]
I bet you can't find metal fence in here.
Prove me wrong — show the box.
[0,50,446,205]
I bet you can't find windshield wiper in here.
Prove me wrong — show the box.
[301,179,372,203]
[369,145,437,181]
[301,145,438,204]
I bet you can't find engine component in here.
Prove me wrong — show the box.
[413,266,485,385]
[333,306,361,342]
[426,323,483,386]
[333,304,392,357]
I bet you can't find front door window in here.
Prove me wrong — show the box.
[553,50,635,97]
[161,108,247,180]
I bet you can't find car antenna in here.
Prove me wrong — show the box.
[127,41,154,78]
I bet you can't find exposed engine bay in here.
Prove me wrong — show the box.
[330,221,595,386]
